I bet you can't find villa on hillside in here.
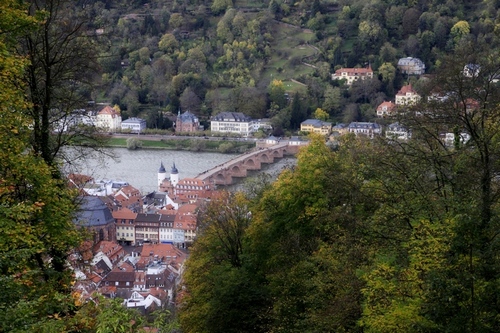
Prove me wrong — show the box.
[300,119,332,135]
[395,84,421,105]
[331,66,373,85]
[347,122,382,138]
[386,122,411,141]
[376,101,397,117]
[397,57,426,75]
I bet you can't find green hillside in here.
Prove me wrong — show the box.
[87,0,500,133]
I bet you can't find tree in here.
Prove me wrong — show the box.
[0,2,82,329]
[159,33,179,53]
[211,0,233,15]
[290,91,306,130]
[322,86,343,118]
[313,107,329,121]
[19,0,106,170]
[451,20,470,43]
[179,191,269,333]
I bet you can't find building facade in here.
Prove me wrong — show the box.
[175,111,201,132]
[331,66,373,85]
[210,112,253,136]
[96,106,122,131]
[395,84,421,105]
[376,101,397,117]
[397,57,426,75]
[347,122,382,138]
[121,117,146,133]
[300,119,332,135]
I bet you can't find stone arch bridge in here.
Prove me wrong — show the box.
[196,142,299,186]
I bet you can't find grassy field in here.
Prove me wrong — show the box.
[106,137,256,153]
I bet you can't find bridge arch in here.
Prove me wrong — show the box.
[260,153,271,163]
[245,158,256,167]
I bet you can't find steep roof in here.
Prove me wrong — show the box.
[396,84,417,96]
[74,196,114,227]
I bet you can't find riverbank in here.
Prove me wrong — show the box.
[106,136,256,154]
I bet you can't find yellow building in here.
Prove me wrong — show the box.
[300,119,332,135]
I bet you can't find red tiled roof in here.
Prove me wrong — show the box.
[377,101,396,111]
[140,243,186,265]
[335,67,373,75]
[98,105,119,115]
[396,84,416,95]
[112,208,138,220]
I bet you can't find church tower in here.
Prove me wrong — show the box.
[170,163,179,187]
[158,162,166,187]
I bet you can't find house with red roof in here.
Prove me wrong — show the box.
[376,101,397,117]
[113,208,137,245]
[395,84,421,105]
[332,66,373,85]
[96,105,122,132]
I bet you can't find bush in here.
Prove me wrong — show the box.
[219,142,235,153]
[126,137,143,150]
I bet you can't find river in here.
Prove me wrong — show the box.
[67,148,296,194]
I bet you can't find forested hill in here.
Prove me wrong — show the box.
[86,0,499,132]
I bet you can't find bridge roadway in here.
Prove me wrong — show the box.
[195,141,294,185]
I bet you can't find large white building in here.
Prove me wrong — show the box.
[121,117,146,133]
[210,112,253,136]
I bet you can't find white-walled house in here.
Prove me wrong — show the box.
[397,57,425,75]
[96,106,122,132]
[386,122,411,141]
[121,117,146,133]
[395,84,421,106]
[210,112,253,136]
[347,122,382,138]
[331,66,374,85]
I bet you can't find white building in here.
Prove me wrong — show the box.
[397,57,426,75]
[210,112,253,136]
[96,106,122,132]
[386,122,411,141]
[250,118,273,133]
[347,122,382,138]
[331,66,374,85]
[395,84,421,106]
[121,117,146,133]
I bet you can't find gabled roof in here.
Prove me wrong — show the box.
[140,243,186,265]
[112,208,137,220]
[98,106,119,116]
[396,84,418,96]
